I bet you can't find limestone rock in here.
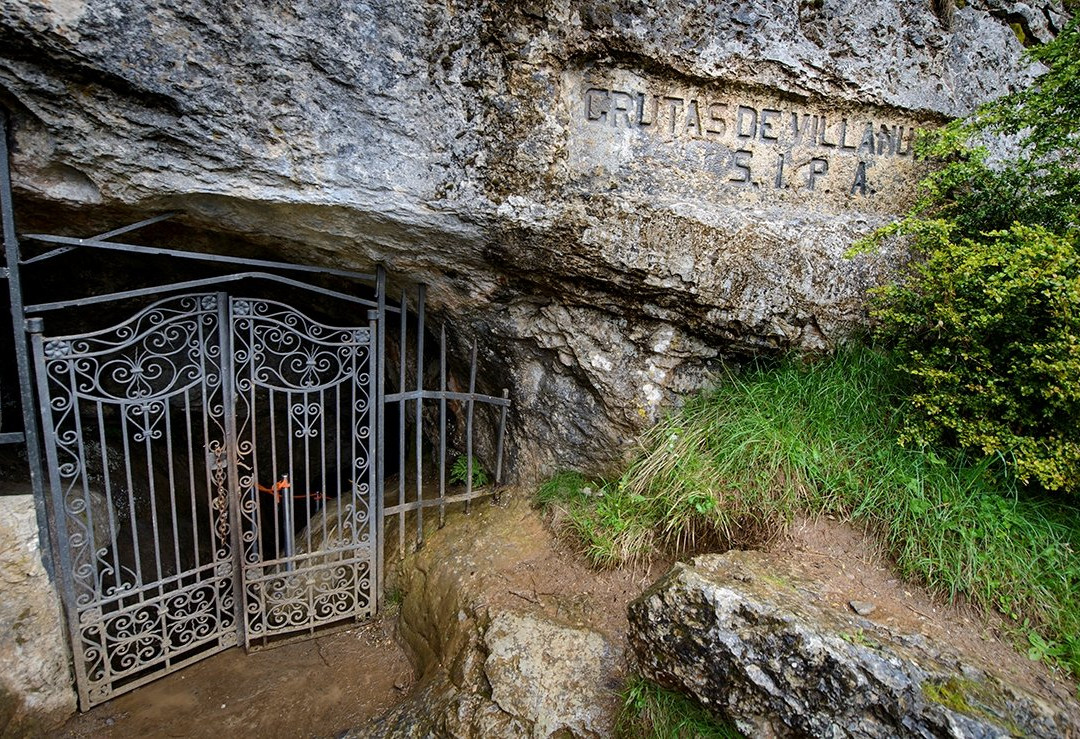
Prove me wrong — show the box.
[485,612,616,738]
[0,493,76,735]
[0,1,1065,477]
[628,551,1079,738]
[362,496,623,738]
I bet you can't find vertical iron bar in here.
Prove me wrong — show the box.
[0,113,53,573]
[96,401,123,592]
[118,397,144,590]
[245,316,260,575]
[269,389,280,563]
[349,327,358,609]
[141,405,165,591]
[349,333,357,551]
[375,266,386,605]
[319,386,327,554]
[414,284,425,548]
[366,315,377,614]
[397,289,406,560]
[439,324,446,528]
[164,399,182,581]
[30,326,93,709]
[220,294,246,648]
[495,388,509,486]
[335,382,344,563]
[197,307,222,638]
[69,385,99,600]
[303,389,312,563]
[285,389,295,569]
[183,391,200,572]
[465,339,477,514]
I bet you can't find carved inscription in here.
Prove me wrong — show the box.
[567,70,929,210]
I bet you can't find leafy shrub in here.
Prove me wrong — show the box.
[449,454,490,487]
[874,224,1080,492]
[865,16,1080,493]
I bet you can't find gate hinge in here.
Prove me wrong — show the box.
[0,267,9,279]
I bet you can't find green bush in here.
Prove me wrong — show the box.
[863,16,1080,492]
[449,454,490,487]
[874,224,1080,492]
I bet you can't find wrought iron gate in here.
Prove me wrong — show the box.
[229,296,375,644]
[32,293,237,706]
[1,111,511,712]
[30,291,378,704]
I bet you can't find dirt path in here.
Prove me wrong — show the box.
[55,500,1078,736]
[58,612,414,739]
[768,515,1079,708]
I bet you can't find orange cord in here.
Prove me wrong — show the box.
[255,476,326,503]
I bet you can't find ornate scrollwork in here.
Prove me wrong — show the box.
[40,290,377,704]
[38,293,237,707]
[231,298,369,392]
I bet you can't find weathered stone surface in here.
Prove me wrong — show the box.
[628,551,1080,738]
[361,496,624,738]
[0,1,1065,477]
[0,492,76,735]
[485,612,616,738]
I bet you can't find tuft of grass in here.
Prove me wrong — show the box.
[537,345,1080,677]
[615,674,744,739]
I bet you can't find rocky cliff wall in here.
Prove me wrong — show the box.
[0,0,1066,477]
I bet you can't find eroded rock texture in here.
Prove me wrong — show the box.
[0,0,1067,477]
[628,552,1080,738]
[0,492,77,735]
[362,496,623,738]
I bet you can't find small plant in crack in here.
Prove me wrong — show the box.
[450,454,490,488]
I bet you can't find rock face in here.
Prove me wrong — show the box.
[0,493,76,735]
[0,0,1067,477]
[628,551,1080,738]
[362,496,624,738]
[484,612,616,738]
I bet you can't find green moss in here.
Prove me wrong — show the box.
[839,628,882,650]
[1010,21,1028,45]
[921,678,1022,735]
[922,678,976,714]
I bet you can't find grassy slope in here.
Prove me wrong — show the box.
[538,346,1080,676]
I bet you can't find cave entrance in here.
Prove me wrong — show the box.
[0,119,510,711]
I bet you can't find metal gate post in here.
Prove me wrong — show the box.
[375,265,386,607]
[219,292,246,647]
[0,111,54,576]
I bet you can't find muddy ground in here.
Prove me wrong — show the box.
[58,498,1078,737]
[58,613,413,738]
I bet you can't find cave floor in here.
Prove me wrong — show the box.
[57,611,413,738]
[55,498,1079,737]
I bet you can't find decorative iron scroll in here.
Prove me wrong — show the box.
[230,297,376,643]
[33,293,236,708]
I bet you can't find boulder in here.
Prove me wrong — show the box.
[484,612,616,738]
[0,1,1065,477]
[361,496,625,738]
[628,551,1079,738]
[0,493,77,735]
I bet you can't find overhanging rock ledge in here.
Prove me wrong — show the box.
[0,0,1064,477]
